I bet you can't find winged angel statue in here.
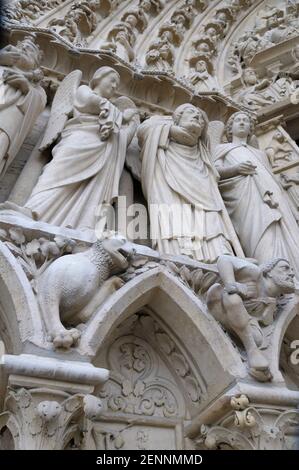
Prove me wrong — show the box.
[23,66,139,232]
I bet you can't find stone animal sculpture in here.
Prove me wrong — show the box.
[38,236,131,349]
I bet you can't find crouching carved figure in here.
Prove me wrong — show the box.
[38,236,131,349]
[207,255,295,381]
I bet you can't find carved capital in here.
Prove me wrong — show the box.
[195,395,299,450]
[0,387,105,449]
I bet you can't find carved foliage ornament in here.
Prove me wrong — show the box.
[99,314,205,418]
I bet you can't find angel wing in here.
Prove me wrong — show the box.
[125,136,141,181]
[112,95,136,112]
[39,69,82,151]
[112,95,142,180]
[208,120,225,156]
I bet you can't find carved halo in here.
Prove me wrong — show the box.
[121,9,148,32]
[189,54,214,74]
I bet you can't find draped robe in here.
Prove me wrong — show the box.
[138,117,243,263]
[25,85,130,232]
[0,66,46,173]
[213,142,299,275]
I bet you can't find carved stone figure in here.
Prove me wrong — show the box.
[49,9,87,46]
[170,6,194,35]
[70,1,99,34]
[207,255,295,381]
[192,36,215,59]
[265,131,298,169]
[214,8,234,35]
[188,59,220,92]
[48,1,100,46]
[145,37,174,71]
[213,112,299,275]
[106,19,136,61]
[138,0,163,14]
[229,3,299,74]
[0,35,46,177]
[38,235,131,349]
[237,68,276,111]
[254,4,283,32]
[137,104,243,263]
[237,67,298,111]
[3,0,65,24]
[23,67,139,232]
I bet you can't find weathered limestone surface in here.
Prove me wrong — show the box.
[0,0,299,451]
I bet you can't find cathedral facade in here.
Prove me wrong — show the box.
[0,0,299,450]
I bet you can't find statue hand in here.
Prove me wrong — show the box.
[122,108,139,123]
[3,71,30,93]
[225,282,249,299]
[236,160,257,176]
[0,50,22,67]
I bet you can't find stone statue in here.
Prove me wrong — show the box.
[145,38,174,71]
[188,59,220,92]
[105,9,147,62]
[137,104,244,263]
[237,68,276,111]
[38,235,131,349]
[207,255,295,381]
[213,112,299,276]
[23,67,139,232]
[0,35,47,177]
[49,11,84,45]
[265,130,297,169]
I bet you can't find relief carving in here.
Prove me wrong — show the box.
[228,3,299,73]
[265,130,299,169]
[197,396,299,450]
[0,35,46,178]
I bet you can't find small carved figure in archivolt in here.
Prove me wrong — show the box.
[265,131,298,169]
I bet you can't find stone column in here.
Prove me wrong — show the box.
[0,353,109,450]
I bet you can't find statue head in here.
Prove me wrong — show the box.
[215,11,227,23]
[172,13,186,27]
[196,42,211,55]
[226,111,255,142]
[122,12,138,28]
[261,258,295,295]
[273,130,285,143]
[243,67,258,86]
[195,60,208,73]
[173,104,208,141]
[139,0,151,12]
[90,66,120,99]
[206,27,218,40]
[159,42,172,60]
